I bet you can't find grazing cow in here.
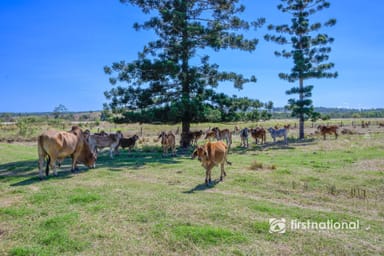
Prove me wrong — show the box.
[212,127,232,149]
[240,128,249,148]
[190,130,203,146]
[159,131,176,156]
[191,141,232,185]
[267,127,288,144]
[317,125,338,140]
[118,134,139,153]
[37,126,97,180]
[87,131,122,158]
[250,127,266,144]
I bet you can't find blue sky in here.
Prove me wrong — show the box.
[1,0,383,113]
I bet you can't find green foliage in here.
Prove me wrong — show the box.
[15,117,37,137]
[111,96,270,123]
[52,104,68,119]
[265,0,337,138]
[169,223,247,246]
[104,0,265,134]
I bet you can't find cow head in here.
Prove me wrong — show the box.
[132,134,139,142]
[159,131,167,144]
[191,146,208,162]
[79,140,97,168]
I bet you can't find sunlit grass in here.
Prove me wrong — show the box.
[1,122,384,255]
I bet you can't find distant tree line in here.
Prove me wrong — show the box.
[271,108,384,119]
[109,95,274,123]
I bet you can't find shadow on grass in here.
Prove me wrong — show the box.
[10,168,83,186]
[183,179,221,194]
[2,150,183,186]
[231,137,316,153]
[95,150,182,170]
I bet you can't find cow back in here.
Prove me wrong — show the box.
[206,141,227,165]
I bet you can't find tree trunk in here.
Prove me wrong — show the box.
[180,120,191,148]
[179,0,192,148]
[299,78,305,139]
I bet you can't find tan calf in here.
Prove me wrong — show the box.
[192,141,231,185]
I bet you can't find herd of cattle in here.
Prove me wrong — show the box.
[36,123,347,184]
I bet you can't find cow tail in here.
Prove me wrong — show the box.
[45,155,50,176]
[226,160,232,166]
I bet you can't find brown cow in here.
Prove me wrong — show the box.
[192,141,231,185]
[87,131,122,158]
[317,125,338,140]
[37,126,97,180]
[250,127,266,144]
[190,130,203,146]
[159,131,176,156]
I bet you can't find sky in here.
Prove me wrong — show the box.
[0,0,383,113]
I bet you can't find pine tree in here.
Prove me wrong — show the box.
[265,0,337,139]
[104,0,264,146]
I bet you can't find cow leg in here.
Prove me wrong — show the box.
[205,169,209,185]
[49,157,57,176]
[38,156,45,180]
[109,148,114,159]
[220,163,225,181]
[208,169,212,185]
[71,156,79,173]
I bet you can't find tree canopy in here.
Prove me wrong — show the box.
[104,0,265,145]
[265,0,337,139]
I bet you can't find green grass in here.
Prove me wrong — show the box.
[1,121,384,255]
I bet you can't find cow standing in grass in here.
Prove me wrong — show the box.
[159,131,176,156]
[192,141,231,186]
[212,127,232,149]
[240,128,249,148]
[190,130,203,146]
[87,131,123,158]
[250,127,266,144]
[37,126,97,180]
[117,134,140,153]
[267,127,288,144]
[317,125,338,140]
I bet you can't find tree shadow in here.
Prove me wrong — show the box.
[0,160,37,179]
[95,150,182,170]
[183,179,220,194]
[10,167,84,186]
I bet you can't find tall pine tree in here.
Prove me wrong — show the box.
[265,0,337,139]
[104,0,264,146]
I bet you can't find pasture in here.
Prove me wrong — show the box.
[0,120,384,255]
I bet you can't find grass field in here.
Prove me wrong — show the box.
[0,121,384,255]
